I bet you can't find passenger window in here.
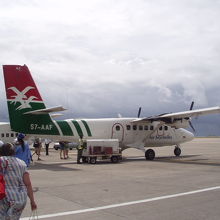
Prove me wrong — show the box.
[6,133,9,137]
[126,125,131,130]
[116,125,120,131]
[139,125,143,130]
[11,133,14,137]
[133,125,137,130]
[144,125,148,130]
[159,126,163,131]
[150,125,154,130]
[1,133,4,138]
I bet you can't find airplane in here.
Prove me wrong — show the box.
[0,122,18,143]
[2,64,220,160]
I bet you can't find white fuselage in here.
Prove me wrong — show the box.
[51,118,194,150]
[0,122,18,143]
[0,118,194,150]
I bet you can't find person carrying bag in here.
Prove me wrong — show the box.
[0,159,7,200]
[0,143,37,219]
[0,140,6,200]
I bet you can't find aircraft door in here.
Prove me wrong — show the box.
[111,123,124,142]
[157,126,164,136]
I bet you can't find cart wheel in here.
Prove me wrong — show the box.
[82,157,88,163]
[90,157,97,164]
[111,156,119,163]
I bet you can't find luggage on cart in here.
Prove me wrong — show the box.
[82,139,121,164]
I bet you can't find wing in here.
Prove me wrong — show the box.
[23,106,67,115]
[133,106,220,123]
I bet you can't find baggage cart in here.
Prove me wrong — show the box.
[82,139,122,164]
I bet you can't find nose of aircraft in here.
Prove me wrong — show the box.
[183,129,194,141]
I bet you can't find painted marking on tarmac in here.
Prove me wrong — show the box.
[21,186,220,220]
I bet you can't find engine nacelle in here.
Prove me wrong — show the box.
[168,119,189,129]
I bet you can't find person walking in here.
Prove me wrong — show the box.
[64,142,69,159]
[44,139,51,156]
[77,135,84,164]
[33,138,42,161]
[59,141,66,159]
[0,143,37,219]
[14,133,32,167]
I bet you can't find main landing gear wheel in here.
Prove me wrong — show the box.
[174,147,181,157]
[145,149,155,160]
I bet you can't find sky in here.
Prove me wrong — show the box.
[0,0,220,136]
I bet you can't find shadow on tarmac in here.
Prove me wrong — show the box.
[29,162,81,171]
[28,154,220,169]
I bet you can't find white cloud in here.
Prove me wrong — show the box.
[0,0,220,135]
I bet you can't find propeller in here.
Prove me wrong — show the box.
[189,120,196,133]
[190,101,194,110]
[137,107,142,118]
[189,101,196,132]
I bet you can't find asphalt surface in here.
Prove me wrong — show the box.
[20,138,220,220]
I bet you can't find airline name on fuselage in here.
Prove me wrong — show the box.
[149,135,172,140]
[30,124,53,131]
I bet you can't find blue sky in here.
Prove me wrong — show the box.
[0,0,220,136]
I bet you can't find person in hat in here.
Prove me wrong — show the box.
[14,133,32,167]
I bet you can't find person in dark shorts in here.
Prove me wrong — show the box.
[33,138,42,161]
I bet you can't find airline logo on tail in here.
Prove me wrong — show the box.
[8,86,37,110]
[3,65,45,112]
[3,65,58,135]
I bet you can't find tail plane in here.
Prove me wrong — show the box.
[3,65,61,135]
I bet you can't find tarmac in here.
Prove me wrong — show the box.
[20,138,220,220]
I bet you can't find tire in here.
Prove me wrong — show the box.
[90,157,97,164]
[111,156,119,163]
[82,157,88,163]
[174,147,181,156]
[145,149,155,160]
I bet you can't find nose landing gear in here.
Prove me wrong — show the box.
[174,145,181,156]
